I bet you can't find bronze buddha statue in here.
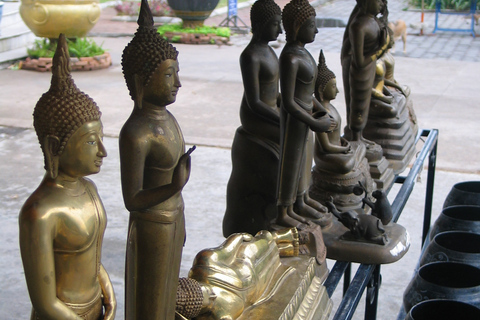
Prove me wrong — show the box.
[120,0,193,319]
[309,50,375,210]
[19,34,116,320]
[277,0,335,228]
[313,50,356,174]
[340,0,389,145]
[223,0,283,236]
[224,0,330,237]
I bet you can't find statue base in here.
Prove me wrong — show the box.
[309,156,376,212]
[364,142,395,192]
[322,219,410,264]
[365,93,418,175]
[238,257,332,320]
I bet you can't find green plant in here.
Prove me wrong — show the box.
[27,38,106,59]
[157,23,231,42]
[409,0,480,11]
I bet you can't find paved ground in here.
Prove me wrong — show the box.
[1,0,480,319]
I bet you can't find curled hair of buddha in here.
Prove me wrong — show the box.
[122,0,179,101]
[315,50,336,101]
[33,33,101,158]
[282,0,316,42]
[250,0,282,34]
[176,278,204,318]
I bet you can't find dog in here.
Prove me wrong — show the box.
[388,19,407,53]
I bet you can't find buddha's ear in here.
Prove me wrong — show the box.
[133,74,144,109]
[44,135,60,179]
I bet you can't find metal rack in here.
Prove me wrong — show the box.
[323,128,439,320]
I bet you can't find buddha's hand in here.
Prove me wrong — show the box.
[99,265,116,320]
[172,146,195,191]
[311,112,337,133]
[342,140,353,154]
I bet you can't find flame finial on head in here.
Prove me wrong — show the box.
[137,0,154,28]
[122,0,179,102]
[34,33,101,158]
[315,50,336,101]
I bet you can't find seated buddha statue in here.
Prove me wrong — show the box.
[120,1,192,319]
[276,0,335,229]
[19,34,116,320]
[363,23,418,175]
[310,51,374,211]
[314,50,360,175]
[370,27,412,118]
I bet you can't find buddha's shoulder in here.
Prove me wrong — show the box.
[120,116,153,140]
[19,184,66,222]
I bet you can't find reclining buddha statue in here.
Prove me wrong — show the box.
[175,228,332,320]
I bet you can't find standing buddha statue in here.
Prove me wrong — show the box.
[277,0,335,229]
[120,0,193,319]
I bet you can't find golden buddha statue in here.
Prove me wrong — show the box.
[175,228,332,320]
[120,0,192,319]
[277,0,335,228]
[363,23,418,175]
[19,33,116,320]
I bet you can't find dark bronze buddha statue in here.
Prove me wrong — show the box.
[340,0,389,145]
[19,33,116,320]
[309,50,375,211]
[120,0,193,318]
[223,0,283,237]
[224,0,330,237]
[277,0,335,228]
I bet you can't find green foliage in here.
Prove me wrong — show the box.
[409,0,479,11]
[27,38,106,59]
[157,23,231,41]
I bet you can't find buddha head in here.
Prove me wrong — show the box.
[282,0,317,43]
[250,0,282,41]
[356,0,382,16]
[33,34,104,180]
[315,50,338,102]
[122,0,180,108]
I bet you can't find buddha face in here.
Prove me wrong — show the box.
[322,78,339,101]
[364,0,382,16]
[143,59,182,107]
[261,15,283,42]
[296,16,318,44]
[58,120,107,178]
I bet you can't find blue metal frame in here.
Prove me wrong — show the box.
[433,0,477,37]
[324,128,439,320]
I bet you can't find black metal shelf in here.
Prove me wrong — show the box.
[324,128,439,320]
